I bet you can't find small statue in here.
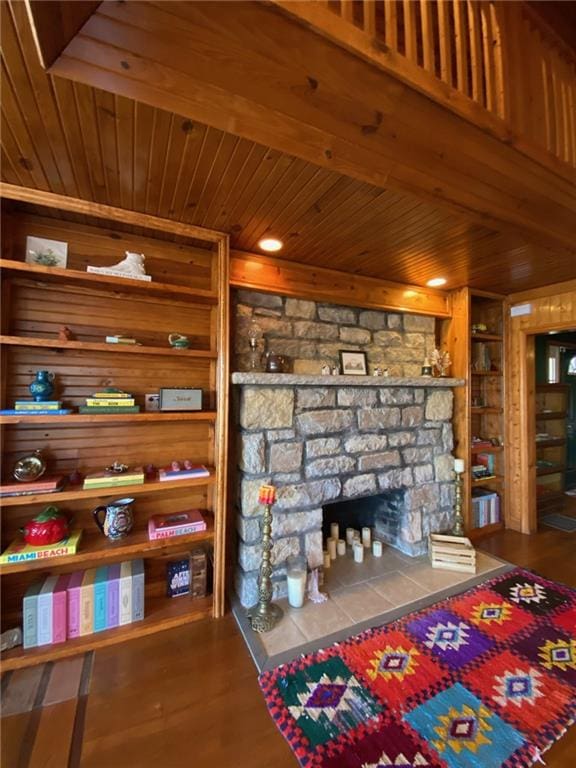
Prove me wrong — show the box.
[105,461,128,474]
[431,348,452,377]
[373,366,383,376]
[331,365,339,375]
[0,627,22,653]
[321,363,331,376]
[58,326,74,341]
[88,251,150,281]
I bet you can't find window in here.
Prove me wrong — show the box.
[568,355,576,376]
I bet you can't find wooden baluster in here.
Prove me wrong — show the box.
[363,0,376,36]
[341,0,354,23]
[453,0,469,96]
[480,2,496,114]
[384,0,397,52]
[403,0,417,61]
[437,0,453,87]
[467,0,483,105]
[420,0,435,73]
[489,1,505,120]
[567,64,576,166]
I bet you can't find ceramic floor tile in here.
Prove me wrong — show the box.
[368,570,432,607]
[287,596,352,642]
[324,548,410,588]
[258,611,308,656]
[476,551,505,574]
[329,582,395,623]
[401,562,473,591]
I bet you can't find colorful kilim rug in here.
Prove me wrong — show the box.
[260,567,576,767]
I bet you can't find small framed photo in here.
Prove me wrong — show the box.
[26,236,68,268]
[339,350,368,376]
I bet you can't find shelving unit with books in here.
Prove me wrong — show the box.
[0,187,229,670]
[442,288,506,539]
[535,383,569,515]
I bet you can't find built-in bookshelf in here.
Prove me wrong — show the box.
[0,189,229,670]
[535,384,569,516]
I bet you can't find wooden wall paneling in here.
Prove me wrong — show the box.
[505,280,576,533]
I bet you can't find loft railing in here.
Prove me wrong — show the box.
[273,1,576,172]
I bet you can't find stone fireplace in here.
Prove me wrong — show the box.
[232,373,463,607]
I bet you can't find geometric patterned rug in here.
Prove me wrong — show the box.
[260,568,576,767]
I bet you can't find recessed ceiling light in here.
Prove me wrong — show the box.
[258,238,283,252]
[426,277,447,287]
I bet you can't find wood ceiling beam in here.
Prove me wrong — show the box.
[230,250,450,317]
[31,2,576,258]
[23,0,100,69]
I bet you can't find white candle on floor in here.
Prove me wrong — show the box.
[337,539,346,556]
[327,538,337,560]
[345,527,356,546]
[362,527,371,548]
[353,541,364,563]
[323,552,331,569]
[372,540,383,557]
[287,570,307,608]
[330,522,339,541]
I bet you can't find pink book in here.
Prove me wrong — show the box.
[53,574,70,644]
[67,571,84,639]
[148,510,206,540]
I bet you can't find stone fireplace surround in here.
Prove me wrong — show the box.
[233,373,464,608]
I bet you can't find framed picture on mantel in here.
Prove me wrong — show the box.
[339,350,368,376]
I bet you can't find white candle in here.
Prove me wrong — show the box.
[353,541,364,563]
[337,539,346,556]
[372,540,383,557]
[287,569,307,608]
[327,538,337,560]
[362,527,371,548]
[330,522,339,541]
[345,527,356,546]
[454,458,465,474]
[323,551,331,569]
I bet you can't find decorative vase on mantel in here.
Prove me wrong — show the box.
[29,370,55,402]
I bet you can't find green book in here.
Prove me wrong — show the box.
[79,406,140,413]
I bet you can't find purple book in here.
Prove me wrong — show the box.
[107,563,121,629]
[53,574,70,644]
[67,571,84,639]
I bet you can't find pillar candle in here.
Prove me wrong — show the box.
[323,552,331,569]
[345,528,356,546]
[454,458,465,474]
[362,527,371,548]
[327,538,337,560]
[330,522,339,541]
[337,539,346,556]
[353,541,364,563]
[372,540,383,557]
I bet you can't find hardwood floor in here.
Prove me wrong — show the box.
[2,513,575,768]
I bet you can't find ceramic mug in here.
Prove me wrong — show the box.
[92,498,135,541]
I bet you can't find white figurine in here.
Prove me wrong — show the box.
[307,569,328,604]
[87,252,151,281]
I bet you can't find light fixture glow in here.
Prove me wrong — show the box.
[258,238,283,252]
[426,277,447,287]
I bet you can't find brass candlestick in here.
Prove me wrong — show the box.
[451,469,465,537]
[247,485,283,633]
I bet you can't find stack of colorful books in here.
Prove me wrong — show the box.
[0,530,82,564]
[79,388,140,414]
[148,510,207,540]
[0,475,66,497]
[83,467,144,490]
[22,559,145,648]
[158,463,209,482]
[0,400,72,416]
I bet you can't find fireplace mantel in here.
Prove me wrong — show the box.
[232,373,464,388]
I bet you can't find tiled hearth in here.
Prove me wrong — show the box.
[234,543,509,672]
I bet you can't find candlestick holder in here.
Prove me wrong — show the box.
[247,484,284,632]
[451,469,465,537]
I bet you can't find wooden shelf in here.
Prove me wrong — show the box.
[471,406,503,414]
[0,259,218,304]
[471,445,503,454]
[535,438,566,448]
[468,521,504,540]
[0,412,216,425]
[472,474,504,486]
[471,370,502,377]
[536,411,567,420]
[0,519,214,575]
[0,335,216,359]
[471,333,503,341]
[0,471,216,507]
[0,594,213,671]
[536,465,566,477]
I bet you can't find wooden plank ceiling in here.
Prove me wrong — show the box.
[0,0,572,294]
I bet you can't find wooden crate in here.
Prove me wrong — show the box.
[429,534,477,573]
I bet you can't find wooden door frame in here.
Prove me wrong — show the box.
[517,319,576,533]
